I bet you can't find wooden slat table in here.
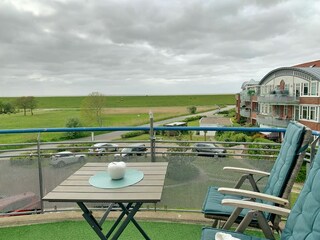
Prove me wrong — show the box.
[43,162,168,240]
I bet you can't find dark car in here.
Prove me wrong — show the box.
[114,143,147,159]
[193,143,226,157]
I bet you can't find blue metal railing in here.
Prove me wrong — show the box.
[0,124,318,216]
[0,126,288,134]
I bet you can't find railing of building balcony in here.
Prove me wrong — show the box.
[240,108,251,118]
[257,94,299,105]
[257,115,291,128]
[240,90,252,101]
[0,124,318,217]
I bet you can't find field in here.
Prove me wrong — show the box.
[0,95,235,143]
[0,94,235,108]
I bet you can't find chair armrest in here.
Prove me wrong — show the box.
[221,199,290,217]
[223,167,270,177]
[218,187,289,206]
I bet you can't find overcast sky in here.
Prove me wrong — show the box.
[1,0,320,97]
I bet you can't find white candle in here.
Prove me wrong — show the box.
[107,161,126,180]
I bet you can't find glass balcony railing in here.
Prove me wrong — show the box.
[257,95,299,104]
[240,108,251,118]
[0,125,317,217]
[257,115,291,128]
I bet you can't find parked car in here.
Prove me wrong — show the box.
[50,151,86,167]
[193,143,226,157]
[114,143,147,159]
[89,143,119,155]
[0,192,41,215]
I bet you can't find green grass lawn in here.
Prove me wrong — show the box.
[0,94,235,143]
[0,108,205,144]
[0,220,269,240]
[0,220,203,240]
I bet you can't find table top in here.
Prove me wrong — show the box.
[43,162,168,203]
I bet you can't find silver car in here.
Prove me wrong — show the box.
[89,143,119,155]
[50,151,86,167]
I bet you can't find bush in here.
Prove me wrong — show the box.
[296,162,307,183]
[184,115,203,122]
[187,106,197,114]
[219,108,236,118]
[0,101,15,114]
[121,131,148,139]
[65,118,85,139]
[247,137,279,159]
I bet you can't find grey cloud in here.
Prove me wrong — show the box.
[0,0,320,97]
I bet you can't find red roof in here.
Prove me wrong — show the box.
[293,60,320,67]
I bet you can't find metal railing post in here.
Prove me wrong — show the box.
[37,133,44,213]
[149,111,156,162]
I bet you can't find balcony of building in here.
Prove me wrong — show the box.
[239,108,251,118]
[0,125,317,239]
[257,114,291,128]
[257,92,299,105]
[240,89,256,102]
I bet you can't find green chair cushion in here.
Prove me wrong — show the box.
[202,121,305,222]
[281,148,320,239]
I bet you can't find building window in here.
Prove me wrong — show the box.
[311,82,318,96]
[284,106,288,117]
[294,107,299,121]
[310,107,316,121]
[302,106,308,119]
[303,82,309,96]
[295,83,300,97]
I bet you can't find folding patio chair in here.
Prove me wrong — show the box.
[202,121,312,234]
[201,143,320,240]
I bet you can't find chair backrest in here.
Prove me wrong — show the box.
[262,121,307,203]
[281,145,320,239]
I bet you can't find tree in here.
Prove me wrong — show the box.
[3,102,15,114]
[16,96,37,116]
[16,97,28,116]
[26,96,37,115]
[81,92,105,126]
[187,106,197,114]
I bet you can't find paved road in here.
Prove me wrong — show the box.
[88,105,235,141]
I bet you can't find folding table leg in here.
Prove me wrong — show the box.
[99,203,115,226]
[77,202,107,240]
[118,203,150,239]
[105,203,133,239]
[112,202,150,240]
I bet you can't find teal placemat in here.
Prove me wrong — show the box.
[89,169,144,189]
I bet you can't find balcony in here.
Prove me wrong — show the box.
[0,125,316,239]
[240,108,251,118]
[257,115,291,128]
[240,90,254,102]
[257,94,299,105]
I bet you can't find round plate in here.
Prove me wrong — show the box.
[89,169,144,189]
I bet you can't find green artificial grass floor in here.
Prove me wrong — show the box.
[0,220,203,240]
